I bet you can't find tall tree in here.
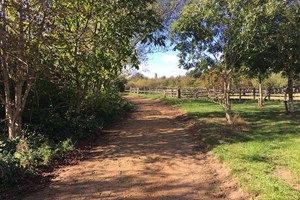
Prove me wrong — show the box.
[239,0,300,113]
[275,1,300,113]
[237,1,277,108]
[171,0,244,124]
[51,0,165,112]
[0,0,52,139]
[0,0,165,139]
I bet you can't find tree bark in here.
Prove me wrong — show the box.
[0,1,37,139]
[287,67,294,113]
[3,80,26,139]
[223,70,232,124]
[7,113,22,140]
[75,78,89,113]
[258,76,263,108]
[4,78,32,139]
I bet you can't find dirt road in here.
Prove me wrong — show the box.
[23,96,248,200]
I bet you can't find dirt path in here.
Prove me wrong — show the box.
[23,96,249,200]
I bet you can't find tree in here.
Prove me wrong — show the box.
[186,68,203,78]
[239,0,300,112]
[238,0,278,108]
[171,0,244,124]
[239,51,274,108]
[0,0,52,139]
[275,1,300,113]
[51,0,165,112]
[0,0,165,139]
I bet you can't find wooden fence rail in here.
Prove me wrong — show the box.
[128,87,300,101]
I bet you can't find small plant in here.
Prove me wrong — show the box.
[232,113,248,128]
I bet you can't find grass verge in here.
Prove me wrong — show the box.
[133,93,300,200]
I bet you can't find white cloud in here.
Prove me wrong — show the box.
[141,68,150,73]
[159,65,188,77]
[161,54,180,64]
[138,64,155,78]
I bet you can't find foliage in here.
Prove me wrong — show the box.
[127,75,204,89]
[0,90,131,189]
[0,0,164,139]
[170,0,244,70]
[170,0,249,124]
[0,131,73,188]
[252,73,287,89]
[0,0,162,189]
[170,0,300,118]
[237,0,300,111]
[126,71,291,90]
[49,0,164,112]
[0,0,54,138]
[186,68,203,78]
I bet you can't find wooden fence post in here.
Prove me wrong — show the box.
[253,88,256,100]
[268,87,271,101]
[239,88,242,101]
[177,88,181,99]
[163,90,166,98]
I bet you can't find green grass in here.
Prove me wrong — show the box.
[132,93,300,200]
[129,93,164,100]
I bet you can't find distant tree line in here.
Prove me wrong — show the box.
[126,71,290,90]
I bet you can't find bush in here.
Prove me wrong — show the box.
[0,90,131,189]
[0,131,75,189]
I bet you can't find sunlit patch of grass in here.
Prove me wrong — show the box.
[185,100,300,199]
[137,94,300,199]
[129,93,165,100]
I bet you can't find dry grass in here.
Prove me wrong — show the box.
[232,113,248,128]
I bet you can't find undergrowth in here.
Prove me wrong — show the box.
[0,90,131,191]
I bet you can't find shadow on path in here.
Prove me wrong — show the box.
[20,96,248,200]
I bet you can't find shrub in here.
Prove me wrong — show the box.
[0,91,131,189]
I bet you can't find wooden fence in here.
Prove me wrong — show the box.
[128,87,300,101]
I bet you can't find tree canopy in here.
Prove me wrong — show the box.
[0,0,165,139]
[171,0,300,121]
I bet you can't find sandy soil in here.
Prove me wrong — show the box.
[22,96,249,200]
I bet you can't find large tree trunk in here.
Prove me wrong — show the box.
[7,114,22,140]
[258,76,263,108]
[287,67,294,113]
[1,37,32,139]
[4,82,23,139]
[4,80,31,139]
[0,45,23,139]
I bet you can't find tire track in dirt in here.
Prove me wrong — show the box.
[22,96,249,200]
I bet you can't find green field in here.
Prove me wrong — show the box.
[133,94,300,200]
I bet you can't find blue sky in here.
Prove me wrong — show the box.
[138,50,189,78]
